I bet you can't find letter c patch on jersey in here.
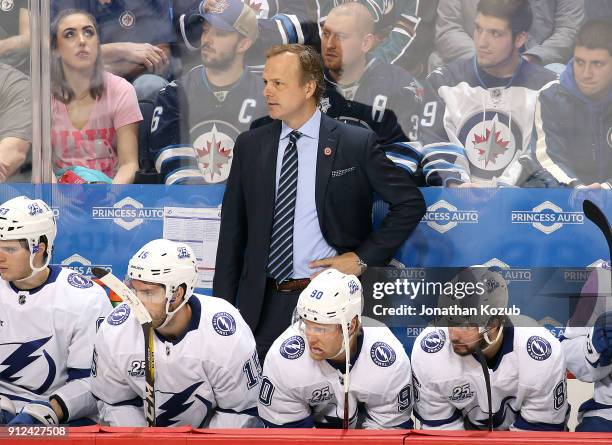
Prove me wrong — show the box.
[67,273,94,289]
[107,304,130,326]
[526,336,552,361]
[280,336,305,360]
[370,342,396,367]
[421,330,446,353]
[212,312,237,336]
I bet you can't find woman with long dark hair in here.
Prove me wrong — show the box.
[50,9,141,183]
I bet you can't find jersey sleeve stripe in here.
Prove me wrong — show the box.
[261,415,315,428]
[512,413,567,431]
[414,407,463,427]
[66,368,91,381]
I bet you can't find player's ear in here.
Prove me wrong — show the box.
[348,316,359,335]
[513,31,528,51]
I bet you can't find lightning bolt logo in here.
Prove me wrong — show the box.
[156,381,205,426]
[0,336,57,394]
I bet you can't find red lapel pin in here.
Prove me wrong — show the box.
[324,147,332,156]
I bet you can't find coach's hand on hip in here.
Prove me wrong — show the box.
[309,252,365,278]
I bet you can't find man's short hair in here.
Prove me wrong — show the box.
[266,44,325,103]
[477,0,533,38]
[575,20,612,56]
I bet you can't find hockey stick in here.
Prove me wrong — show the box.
[474,344,493,432]
[92,267,156,427]
[583,200,612,265]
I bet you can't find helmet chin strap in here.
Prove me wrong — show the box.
[157,290,190,330]
[23,247,50,280]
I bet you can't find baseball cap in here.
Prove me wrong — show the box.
[194,0,259,42]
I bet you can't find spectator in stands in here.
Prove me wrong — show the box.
[0,0,30,73]
[177,0,320,74]
[533,20,612,188]
[320,2,421,146]
[318,0,423,72]
[429,0,584,71]
[416,0,557,187]
[87,0,175,101]
[50,9,142,184]
[150,0,266,185]
[0,63,31,182]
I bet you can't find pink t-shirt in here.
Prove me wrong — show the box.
[51,72,143,178]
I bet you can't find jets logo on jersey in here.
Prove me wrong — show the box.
[119,10,135,29]
[458,111,522,180]
[1,0,14,12]
[107,304,130,326]
[191,121,239,183]
[370,342,396,367]
[212,312,237,336]
[526,336,552,361]
[67,273,94,289]
[0,336,56,395]
[280,336,305,360]
[421,330,446,353]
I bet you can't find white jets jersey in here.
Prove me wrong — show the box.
[562,263,612,423]
[419,57,556,185]
[91,295,261,428]
[258,325,413,429]
[411,326,568,431]
[0,266,112,421]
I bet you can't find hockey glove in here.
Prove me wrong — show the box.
[8,401,59,426]
[0,395,16,424]
[590,311,612,366]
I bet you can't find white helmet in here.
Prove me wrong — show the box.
[296,268,362,404]
[437,266,508,346]
[297,268,362,328]
[128,239,198,328]
[0,196,57,274]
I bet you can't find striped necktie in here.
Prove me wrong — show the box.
[267,130,302,282]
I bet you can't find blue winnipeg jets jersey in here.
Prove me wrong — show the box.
[418,58,556,185]
[0,266,111,421]
[562,263,612,425]
[149,66,267,185]
[412,326,568,430]
[91,295,261,428]
[322,58,420,146]
[258,325,413,429]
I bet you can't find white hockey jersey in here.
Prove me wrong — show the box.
[418,57,557,185]
[0,266,111,421]
[562,263,612,424]
[258,325,413,429]
[91,295,261,428]
[411,326,568,430]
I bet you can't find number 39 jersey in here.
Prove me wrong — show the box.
[91,295,261,428]
[411,326,569,430]
[258,325,413,429]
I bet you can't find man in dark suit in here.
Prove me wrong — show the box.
[214,43,425,359]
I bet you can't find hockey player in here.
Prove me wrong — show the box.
[412,267,569,430]
[150,0,267,184]
[321,3,420,146]
[416,0,557,186]
[91,239,261,427]
[561,263,612,431]
[0,196,111,425]
[258,268,413,428]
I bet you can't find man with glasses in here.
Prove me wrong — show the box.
[90,238,261,427]
[258,268,413,428]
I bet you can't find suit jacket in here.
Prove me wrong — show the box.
[213,113,425,330]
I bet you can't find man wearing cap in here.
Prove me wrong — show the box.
[150,0,267,185]
[214,43,425,360]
